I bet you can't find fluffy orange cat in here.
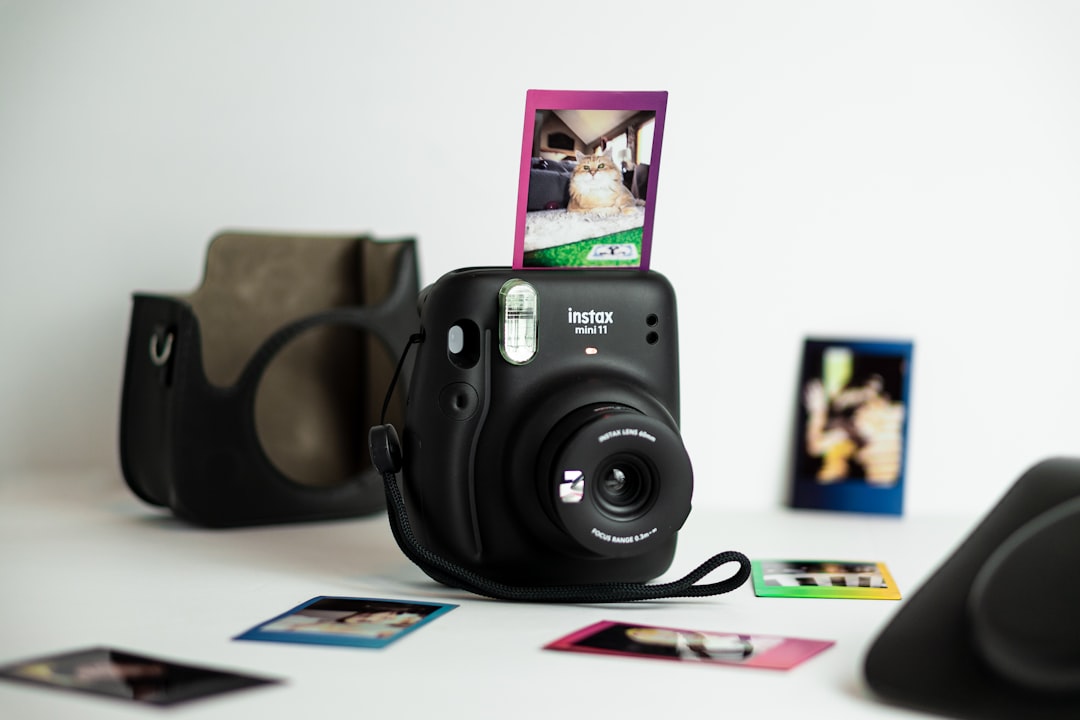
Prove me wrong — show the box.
[567,148,643,215]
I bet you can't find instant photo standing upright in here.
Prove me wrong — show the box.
[790,338,914,515]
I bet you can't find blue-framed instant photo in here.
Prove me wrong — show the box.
[790,338,914,515]
[233,596,456,649]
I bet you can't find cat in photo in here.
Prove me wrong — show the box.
[567,148,643,215]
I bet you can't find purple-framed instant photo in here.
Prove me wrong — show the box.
[513,90,667,270]
[791,338,914,515]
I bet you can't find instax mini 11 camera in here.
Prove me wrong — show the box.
[398,267,693,586]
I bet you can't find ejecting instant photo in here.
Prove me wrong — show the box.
[790,337,914,515]
[514,89,667,270]
[545,621,834,670]
[233,596,456,649]
[751,560,902,600]
[0,646,279,707]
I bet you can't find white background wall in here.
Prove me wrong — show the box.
[2,1,1078,517]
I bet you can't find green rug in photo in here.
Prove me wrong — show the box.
[524,227,643,268]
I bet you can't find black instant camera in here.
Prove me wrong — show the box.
[399,267,693,585]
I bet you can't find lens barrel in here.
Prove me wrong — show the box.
[543,404,692,558]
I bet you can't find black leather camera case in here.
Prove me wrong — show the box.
[119,231,419,527]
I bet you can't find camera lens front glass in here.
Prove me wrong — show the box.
[595,454,655,520]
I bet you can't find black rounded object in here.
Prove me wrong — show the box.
[864,457,1080,720]
[968,496,1080,694]
[368,424,403,475]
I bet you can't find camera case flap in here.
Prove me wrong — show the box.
[402,267,692,585]
[119,231,419,527]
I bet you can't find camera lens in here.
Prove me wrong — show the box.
[594,455,655,519]
[541,404,692,558]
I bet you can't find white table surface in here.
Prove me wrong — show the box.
[0,471,978,719]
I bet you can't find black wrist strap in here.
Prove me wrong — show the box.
[368,333,752,603]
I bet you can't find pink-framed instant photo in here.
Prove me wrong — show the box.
[545,620,833,670]
[513,90,667,270]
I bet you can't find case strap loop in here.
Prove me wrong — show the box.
[149,329,174,367]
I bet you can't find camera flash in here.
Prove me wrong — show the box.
[499,279,538,365]
[585,347,599,355]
